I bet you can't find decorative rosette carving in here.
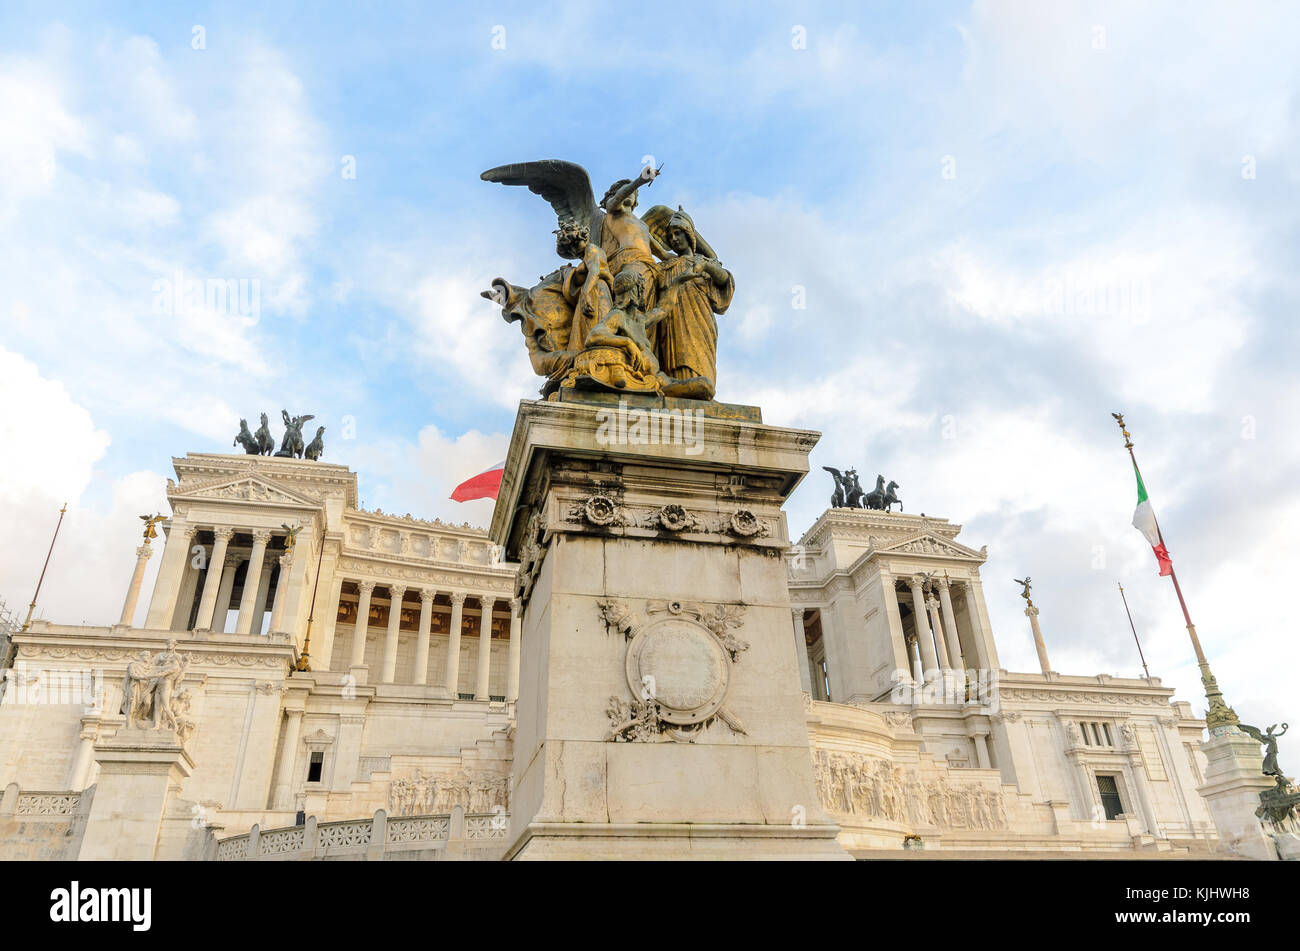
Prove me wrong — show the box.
[582,494,619,526]
[656,503,692,532]
[728,509,763,537]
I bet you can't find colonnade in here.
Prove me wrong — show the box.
[340,582,520,701]
[132,520,521,702]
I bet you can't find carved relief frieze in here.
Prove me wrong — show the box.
[812,749,1007,831]
[1000,688,1168,707]
[388,769,510,816]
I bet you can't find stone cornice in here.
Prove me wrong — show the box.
[992,671,1189,714]
[173,453,358,506]
[797,508,963,549]
[13,626,296,671]
[346,508,488,537]
[334,555,512,593]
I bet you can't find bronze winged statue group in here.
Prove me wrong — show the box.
[233,410,325,460]
[823,466,903,512]
[480,159,734,401]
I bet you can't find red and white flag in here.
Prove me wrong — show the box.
[450,461,505,502]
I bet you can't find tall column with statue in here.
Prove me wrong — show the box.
[119,514,165,627]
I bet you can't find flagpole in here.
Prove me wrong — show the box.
[294,525,327,674]
[1111,413,1238,731]
[21,503,68,633]
[1117,582,1151,681]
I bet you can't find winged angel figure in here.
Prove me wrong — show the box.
[480,159,732,400]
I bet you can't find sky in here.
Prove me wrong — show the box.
[1,1,1297,763]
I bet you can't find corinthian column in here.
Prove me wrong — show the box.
[936,576,965,671]
[350,581,375,670]
[118,544,155,626]
[414,588,434,686]
[507,597,522,702]
[926,591,951,672]
[235,530,271,635]
[143,519,193,630]
[382,585,406,683]
[212,552,240,633]
[194,528,234,631]
[446,592,465,696]
[474,596,494,700]
[908,575,938,677]
[269,552,292,633]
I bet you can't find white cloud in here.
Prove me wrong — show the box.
[331,423,510,529]
[0,348,166,626]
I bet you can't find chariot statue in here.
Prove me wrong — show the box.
[822,467,865,508]
[275,410,315,458]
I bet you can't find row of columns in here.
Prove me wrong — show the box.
[129,524,297,635]
[346,583,521,701]
[894,573,989,683]
[191,528,290,636]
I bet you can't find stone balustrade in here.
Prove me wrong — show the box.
[210,807,507,861]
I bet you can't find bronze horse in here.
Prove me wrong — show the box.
[233,419,259,454]
[864,476,902,512]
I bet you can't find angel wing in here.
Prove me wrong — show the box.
[1238,723,1265,743]
[641,204,720,260]
[480,160,602,239]
[822,466,845,481]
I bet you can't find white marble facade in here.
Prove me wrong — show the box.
[789,506,1217,854]
[0,451,1221,859]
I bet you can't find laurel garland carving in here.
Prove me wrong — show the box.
[604,598,749,743]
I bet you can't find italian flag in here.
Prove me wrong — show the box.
[450,461,505,502]
[1130,463,1173,576]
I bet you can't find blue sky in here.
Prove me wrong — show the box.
[2,2,1298,761]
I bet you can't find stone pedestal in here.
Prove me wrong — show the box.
[1197,728,1277,860]
[490,393,848,860]
[78,728,194,861]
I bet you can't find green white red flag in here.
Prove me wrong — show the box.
[1130,462,1172,576]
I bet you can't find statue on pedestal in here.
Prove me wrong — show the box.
[1241,722,1299,824]
[120,639,191,732]
[480,159,733,400]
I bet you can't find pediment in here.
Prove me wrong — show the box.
[171,475,319,508]
[876,532,985,561]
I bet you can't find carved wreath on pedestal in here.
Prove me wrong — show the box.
[600,598,749,743]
